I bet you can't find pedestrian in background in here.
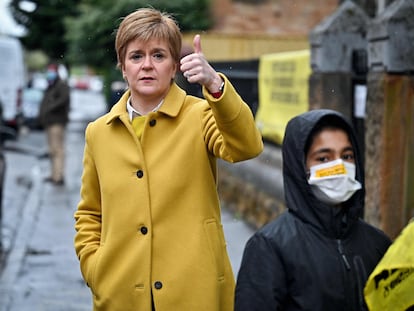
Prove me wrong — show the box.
[38,62,70,186]
[235,109,391,311]
[74,8,263,311]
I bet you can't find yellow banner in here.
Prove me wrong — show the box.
[255,50,310,145]
[364,220,414,311]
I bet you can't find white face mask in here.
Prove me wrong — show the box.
[308,159,362,205]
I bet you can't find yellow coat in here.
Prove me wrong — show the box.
[74,76,263,311]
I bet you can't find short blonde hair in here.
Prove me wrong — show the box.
[115,8,182,69]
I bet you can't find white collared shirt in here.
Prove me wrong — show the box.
[126,97,164,121]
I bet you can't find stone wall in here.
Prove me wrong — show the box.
[218,167,285,229]
[217,144,286,229]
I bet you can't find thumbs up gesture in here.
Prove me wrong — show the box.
[180,34,223,94]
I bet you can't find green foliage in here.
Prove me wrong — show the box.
[25,50,49,71]
[65,3,118,69]
[10,0,213,104]
[10,0,81,62]
[10,0,212,69]
[65,0,212,68]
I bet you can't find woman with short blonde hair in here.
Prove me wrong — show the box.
[75,7,263,311]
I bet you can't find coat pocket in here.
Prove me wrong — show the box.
[88,244,104,294]
[204,218,225,281]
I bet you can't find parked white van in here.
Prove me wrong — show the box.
[0,36,25,130]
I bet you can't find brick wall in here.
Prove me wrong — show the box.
[210,0,338,36]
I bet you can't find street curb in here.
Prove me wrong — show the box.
[0,165,43,310]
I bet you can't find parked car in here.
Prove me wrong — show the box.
[0,36,26,132]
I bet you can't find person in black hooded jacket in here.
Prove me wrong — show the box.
[235,109,391,311]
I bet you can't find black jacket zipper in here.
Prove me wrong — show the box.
[337,239,351,270]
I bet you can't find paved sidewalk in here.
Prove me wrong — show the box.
[0,125,91,311]
[0,123,255,310]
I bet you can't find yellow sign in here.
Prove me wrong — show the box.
[364,220,414,311]
[255,50,310,145]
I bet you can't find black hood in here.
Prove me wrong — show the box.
[282,109,364,238]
